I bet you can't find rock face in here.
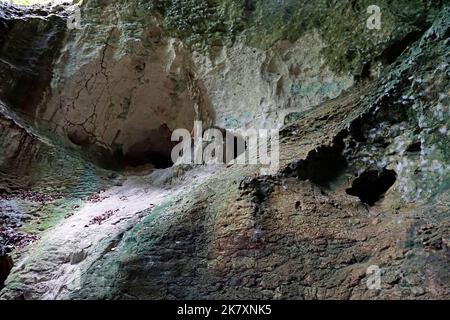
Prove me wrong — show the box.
[0,0,449,299]
[38,0,215,169]
[0,3,67,112]
[0,254,12,289]
[0,105,40,171]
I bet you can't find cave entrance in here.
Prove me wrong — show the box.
[282,142,348,187]
[118,150,174,170]
[117,123,177,170]
[346,169,397,206]
[0,254,13,290]
[110,126,246,171]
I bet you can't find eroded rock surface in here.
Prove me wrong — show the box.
[0,0,449,299]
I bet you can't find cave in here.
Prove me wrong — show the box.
[118,124,177,169]
[0,255,13,290]
[283,136,348,187]
[0,0,448,302]
[67,122,186,171]
[0,1,68,112]
[118,150,174,170]
[346,169,397,206]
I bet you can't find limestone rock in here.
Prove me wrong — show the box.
[0,0,448,300]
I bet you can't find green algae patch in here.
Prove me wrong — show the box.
[242,0,443,76]
[3,137,115,238]
[142,199,174,225]
[152,0,245,51]
[148,0,443,76]
[82,0,444,77]
[20,198,81,235]
[66,198,180,299]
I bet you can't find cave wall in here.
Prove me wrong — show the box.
[0,3,67,112]
[2,1,443,168]
[0,0,448,300]
[60,7,449,299]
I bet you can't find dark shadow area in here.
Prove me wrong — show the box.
[121,151,174,169]
[0,3,68,112]
[68,124,176,171]
[203,126,247,165]
[346,169,397,206]
[224,129,246,165]
[283,135,348,187]
[381,30,427,65]
[0,254,13,290]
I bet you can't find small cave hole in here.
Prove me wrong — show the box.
[381,30,426,64]
[346,169,397,206]
[283,142,348,187]
[406,141,421,153]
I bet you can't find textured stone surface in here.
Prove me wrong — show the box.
[0,3,67,112]
[0,0,449,300]
[193,32,353,129]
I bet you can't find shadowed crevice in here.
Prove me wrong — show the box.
[346,169,397,206]
[0,255,13,290]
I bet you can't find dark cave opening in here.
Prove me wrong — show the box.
[283,137,348,187]
[68,124,177,171]
[381,30,427,65]
[107,148,174,170]
[0,254,13,290]
[73,144,175,171]
[346,169,397,206]
[71,125,247,171]
[118,123,176,170]
[121,151,174,169]
[300,146,347,186]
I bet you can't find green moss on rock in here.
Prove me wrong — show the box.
[146,0,443,76]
